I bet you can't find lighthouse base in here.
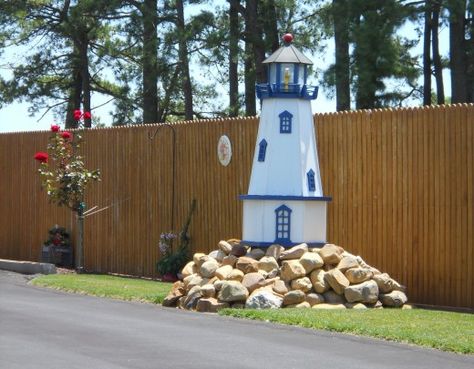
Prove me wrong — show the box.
[240,196,330,248]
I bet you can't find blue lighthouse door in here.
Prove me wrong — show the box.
[275,205,292,244]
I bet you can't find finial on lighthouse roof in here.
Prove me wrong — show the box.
[282,33,293,45]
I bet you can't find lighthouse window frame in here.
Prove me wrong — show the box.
[275,205,292,243]
[307,169,316,192]
[279,110,293,133]
[258,139,268,162]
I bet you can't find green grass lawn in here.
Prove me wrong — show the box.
[31,273,172,304]
[219,308,474,354]
[32,274,473,354]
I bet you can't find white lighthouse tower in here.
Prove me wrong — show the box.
[240,33,331,248]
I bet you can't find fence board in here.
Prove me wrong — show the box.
[0,104,473,308]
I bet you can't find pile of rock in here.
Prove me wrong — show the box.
[163,241,408,313]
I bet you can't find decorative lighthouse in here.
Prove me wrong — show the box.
[240,33,331,248]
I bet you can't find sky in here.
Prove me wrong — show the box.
[0,7,449,134]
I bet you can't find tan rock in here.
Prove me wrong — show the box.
[247,248,266,260]
[372,273,401,293]
[201,284,216,298]
[280,260,306,282]
[305,293,325,306]
[226,238,241,246]
[344,280,379,303]
[266,269,279,279]
[213,280,224,291]
[380,290,408,307]
[162,281,185,307]
[366,300,384,309]
[196,298,229,313]
[323,290,346,304]
[226,269,244,282]
[345,302,367,309]
[182,285,202,310]
[181,261,197,278]
[336,255,359,272]
[218,240,233,254]
[200,259,220,278]
[402,304,414,310]
[235,256,259,274]
[309,269,330,293]
[283,290,306,306]
[221,254,238,267]
[312,303,346,310]
[344,267,373,284]
[356,256,381,275]
[217,281,249,302]
[290,277,312,292]
[215,265,233,280]
[209,249,226,262]
[266,244,285,259]
[184,274,203,291]
[280,243,309,260]
[319,244,344,265]
[299,252,324,274]
[193,253,208,268]
[273,279,289,295]
[242,272,265,293]
[325,268,350,295]
[287,301,311,309]
[258,256,279,273]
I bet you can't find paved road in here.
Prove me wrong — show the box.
[0,271,472,369]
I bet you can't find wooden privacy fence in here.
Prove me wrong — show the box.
[0,104,472,309]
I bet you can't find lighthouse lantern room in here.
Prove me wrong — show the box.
[240,33,331,248]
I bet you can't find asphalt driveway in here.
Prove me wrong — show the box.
[0,270,472,369]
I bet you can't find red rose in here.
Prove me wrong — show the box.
[61,131,73,140]
[73,109,82,121]
[34,152,49,163]
[83,111,91,120]
[51,124,60,132]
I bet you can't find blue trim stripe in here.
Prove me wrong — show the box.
[240,241,326,249]
[240,195,332,201]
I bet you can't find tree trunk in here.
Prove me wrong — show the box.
[142,0,159,123]
[75,211,84,272]
[177,0,194,121]
[243,0,261,116]
[78,34,92,128]
[263,0,279,52]
[447,0,467,103]
[423,1,432,105]
[229,0,240,117]
[432,1,445,104]
[66,54,83,129]
[333,0,351,111]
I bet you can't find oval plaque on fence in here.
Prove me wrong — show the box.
[217,135,232,167]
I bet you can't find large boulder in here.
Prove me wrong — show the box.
[344,280,379,304]
[226,268,244,282]
[209,249,226,263]
[221,254,238,267]
[193,253,208,268]
[290,277,312,293]
[283,290,306,306]
[380,290,407,307]
[218,240,233,254]
[247,248,266,260]
[215,265,233,280]
[235,257,259,274]
[266,244,285,260]
[162,281,185,307]
[280,243,308,260]
[272,279,289,295]
[319,244,344,265]
[309,269,330,293]
[280,260,306,282]
[372,273,401,293]
[344,267,373,284]
[299,252,324,274]
[245,290,283,309]
[200,284,216,298]
[181,261,197,279]
[196,298,229,313]
[230,244,247,257]
[217,281,249,302]
[182,285,202,310]
[336,255,359,272]
[305,293,325,306]
[325,268,350,295]
[258,256,279,273]
[323,290,346,304]
[200,259,220,278]
[242,272,265,293]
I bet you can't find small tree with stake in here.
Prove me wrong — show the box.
[34,110,100,271]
